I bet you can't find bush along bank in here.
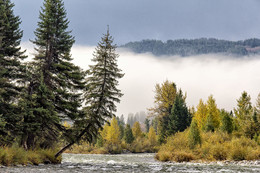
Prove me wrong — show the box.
[0,146,61,166]
[156,130,260,163]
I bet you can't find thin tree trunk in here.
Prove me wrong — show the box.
[55,123,91,158]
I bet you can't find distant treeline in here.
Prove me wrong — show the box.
[121,38,260,57]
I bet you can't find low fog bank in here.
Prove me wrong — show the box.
[21,43,260,117]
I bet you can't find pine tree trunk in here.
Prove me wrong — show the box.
[55,123,91,158]
[20,134,28,150]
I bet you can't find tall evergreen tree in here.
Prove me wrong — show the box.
[32,0,85,123]
[234,91,253,121]
[19,61,64,149]
[234,91,255,137]
[145,118,150,133]
[83,28,124,127]
[0,0,26,145]
[220,110,233,134]
[56,28,124,157]
[168,89,191,135]
[124,124,134,144]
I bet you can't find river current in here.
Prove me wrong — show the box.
[1,153,260,172]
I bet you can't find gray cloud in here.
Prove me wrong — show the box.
[13,0,260,45]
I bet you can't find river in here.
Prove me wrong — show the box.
[1,153,260,172]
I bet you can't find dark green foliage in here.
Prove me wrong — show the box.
[116,116,125,139]
[0,0,26,145]
[158,115,170,144]
[220,110,233,134]
[56,28,124,158]
[204,113,215,132]
[20,0,85,149]
[168,89,191,135]
[19,70,60,149]
[83,28,124,130]
[32,0,85,122]
[152,117,159,134]
[124,124,134,144]
[188,119,201,149]
[145,118,150,133]
[119,124,125,140]
[95,134,104,147]
[122,38,260,57]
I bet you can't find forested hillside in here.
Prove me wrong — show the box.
[122,38,260,57]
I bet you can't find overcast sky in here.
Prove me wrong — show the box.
[15,0,260,117]
[13,0,260,46]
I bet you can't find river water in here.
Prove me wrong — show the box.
[1,153,260,173]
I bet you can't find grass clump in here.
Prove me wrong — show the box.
[0,146,61,166]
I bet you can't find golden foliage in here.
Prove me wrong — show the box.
[105,117,121,144]
[149,80,176,117]
[193,99,207,129]
[132,121,142,139]
[156,130,260,162]
[148,127,157,146]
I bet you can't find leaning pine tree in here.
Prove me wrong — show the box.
[55,28,124,157]
[0,0,26,145]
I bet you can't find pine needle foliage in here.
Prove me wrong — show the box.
[84,28,124,128]
[31,0,85,122]
[21,0,85,149]
[0,0,26,145]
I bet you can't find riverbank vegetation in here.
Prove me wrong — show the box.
[66,117,159,154]
[1,0,260,166]
[67,84,260,163]
[1,0,123,166]
[153,81,260,162]
[0,146,61,166]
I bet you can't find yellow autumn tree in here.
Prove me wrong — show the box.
[106,117,120,144]
[204,95,220,131]
[148,127,157,146]
[100,122,109,141]
[132,121,142,139]
[149,80,176,117]
[193,99,208,130]
[148,80,176,143]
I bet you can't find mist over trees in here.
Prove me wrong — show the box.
[126,111,147,127]
[122,38,260,57]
